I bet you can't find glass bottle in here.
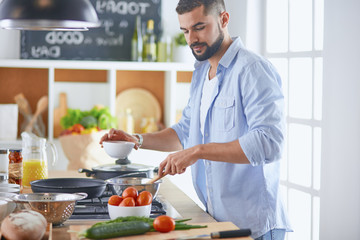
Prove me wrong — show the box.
[143,19,157,62]
[131,15,143,62]
[125,108,135,134]
[8,149,22,186]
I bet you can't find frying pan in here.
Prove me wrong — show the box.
[30,178,106,199]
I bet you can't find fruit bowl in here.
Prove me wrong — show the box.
[103,141,135,159]
[108,204,151,219]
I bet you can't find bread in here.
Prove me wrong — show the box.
[0,210,47,240]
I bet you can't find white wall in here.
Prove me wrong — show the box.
[320,0,360,239]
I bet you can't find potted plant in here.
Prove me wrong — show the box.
[172,33,194,63]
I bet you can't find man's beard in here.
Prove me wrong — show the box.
[190,27,224,61]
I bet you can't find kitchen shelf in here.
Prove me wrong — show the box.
[0,59,194,141]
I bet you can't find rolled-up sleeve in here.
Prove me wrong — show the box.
[238,61,285,166]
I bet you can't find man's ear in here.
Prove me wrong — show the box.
[220,11,230,28]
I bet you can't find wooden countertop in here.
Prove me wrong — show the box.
[25,171,252,240]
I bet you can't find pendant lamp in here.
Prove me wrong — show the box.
[0,0,100,31]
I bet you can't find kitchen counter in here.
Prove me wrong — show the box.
[36,171,251,239]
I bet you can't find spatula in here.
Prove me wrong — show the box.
[25,96,48,132]
[146,174,166,184]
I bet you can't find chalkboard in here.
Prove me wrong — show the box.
[20,0,162,61]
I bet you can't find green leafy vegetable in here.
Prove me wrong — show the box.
[80,115,98,129]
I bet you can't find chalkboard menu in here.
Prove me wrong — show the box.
[20,0,162,61]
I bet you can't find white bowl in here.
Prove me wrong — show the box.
[103,141,135,159]
[0,187,20,193]
[108,204,151,219]
[0,183,20,189]
[0,197,16,222]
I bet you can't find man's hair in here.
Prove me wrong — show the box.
[176,0,226,16]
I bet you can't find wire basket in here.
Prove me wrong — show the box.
[11,192,87,226]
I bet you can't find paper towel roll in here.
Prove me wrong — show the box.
[0,104,18,140]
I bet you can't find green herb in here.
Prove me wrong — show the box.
[174,33,187,46]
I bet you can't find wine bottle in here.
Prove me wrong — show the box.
[143,19,157,62]
[131,15,143,61]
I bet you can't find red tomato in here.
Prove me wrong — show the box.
[122,187,138,199]
[153,215,176,233]
[71,124,85,134]
[108,195,123,206]
[136,191,153,206]
[119,197,136,207]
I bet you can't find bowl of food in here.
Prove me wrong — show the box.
[102,141,135,159]
[106,177,161,199]
[11,192,87,226]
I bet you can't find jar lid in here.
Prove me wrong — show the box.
[0,173,8,181]
[8,149,22,152]
[0,149,7,154]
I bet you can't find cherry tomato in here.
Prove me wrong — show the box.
[153,215,176,233]
[136,191,153,206]
[122,187,138,199]
[108,195,123,206]
[119,197,136,207]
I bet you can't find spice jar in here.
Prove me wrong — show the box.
[8,149,22,186]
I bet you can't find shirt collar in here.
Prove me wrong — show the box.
[194,36,244,69]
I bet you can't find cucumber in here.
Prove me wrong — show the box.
[82,221,151,239]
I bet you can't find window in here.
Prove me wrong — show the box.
[265,0,324,239]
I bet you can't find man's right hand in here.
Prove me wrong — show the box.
[99,128,140,149]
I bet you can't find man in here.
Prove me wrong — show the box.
[100,0,291,239]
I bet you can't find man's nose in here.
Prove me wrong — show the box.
[188,31,198,46]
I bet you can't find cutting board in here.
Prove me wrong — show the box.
[69,222,252,240]
[54,92,68,137]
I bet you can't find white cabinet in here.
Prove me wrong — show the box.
[0,59,194,141]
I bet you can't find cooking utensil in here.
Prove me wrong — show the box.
[25,95,48,132]
[146,174,165,184]
[30,178,106,199]
[11,192,87,226]
[168,229,252,240]
[78,162,156,180]
[54,92,68,137]
[106,177,162,199]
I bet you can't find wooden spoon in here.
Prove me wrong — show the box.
[146,174,166,184]
[25,96,48,132]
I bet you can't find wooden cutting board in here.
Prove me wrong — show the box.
[68,222,252,240]
[54,92,68,137]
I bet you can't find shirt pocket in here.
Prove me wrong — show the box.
[212,97,235,132]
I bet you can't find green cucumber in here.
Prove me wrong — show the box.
[81,221,151,239]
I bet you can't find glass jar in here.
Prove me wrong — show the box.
[8,149,22,186]
[0,149,8,177]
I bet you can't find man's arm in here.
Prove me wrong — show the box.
[138,128,183,152]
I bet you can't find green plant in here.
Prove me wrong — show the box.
[174,33,187,46]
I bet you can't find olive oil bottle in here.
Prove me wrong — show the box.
[143,19,157,62]
[131,15,143,62]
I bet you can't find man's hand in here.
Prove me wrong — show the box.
[99,128,140,149]
[158,146,200,177]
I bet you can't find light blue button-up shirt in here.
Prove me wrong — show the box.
[171,37,292,238]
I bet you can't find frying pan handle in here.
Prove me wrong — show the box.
[78,168,95,178]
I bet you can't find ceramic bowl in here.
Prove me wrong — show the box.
[103,141,135,159]
[0,187,20,194]
[0,197,16,222]
[108,203,151,219]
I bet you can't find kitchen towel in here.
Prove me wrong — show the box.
[0,104,18,140]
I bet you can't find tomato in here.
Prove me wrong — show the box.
[122,187,138,199]
[119,197,136,207]
[153,215,176,233]
[108,195,123,206]
[71,123,85,134]
[136,191,152,206]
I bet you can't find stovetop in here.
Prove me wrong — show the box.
[69,190,167,220]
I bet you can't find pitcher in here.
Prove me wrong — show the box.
[21,132,58,187]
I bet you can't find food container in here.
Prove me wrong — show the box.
[102,141,135,159]
[108,204,151,219]
[106,177,162,199]
[11,192,87,226]
[0,197,16,222]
